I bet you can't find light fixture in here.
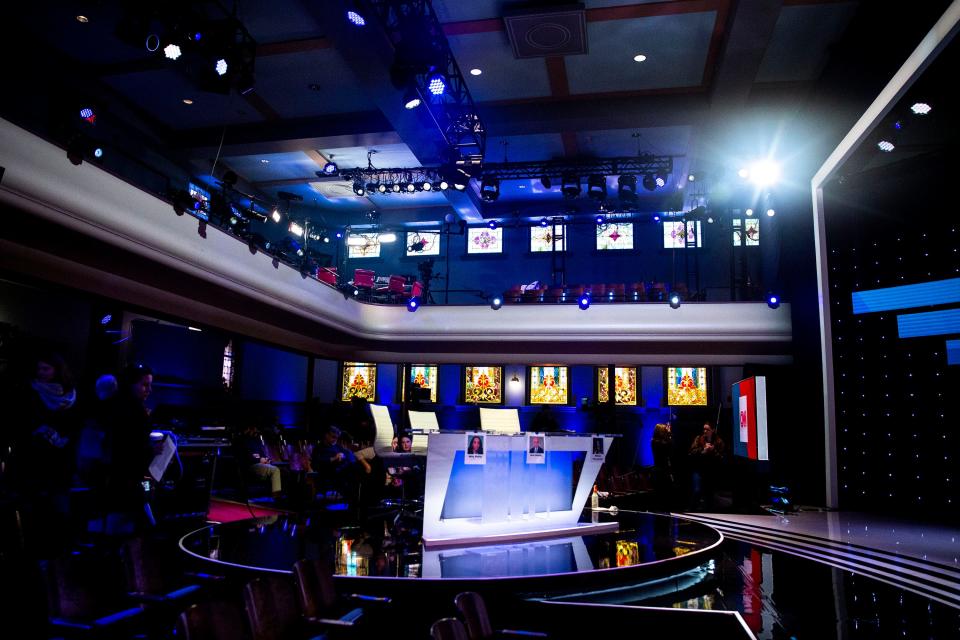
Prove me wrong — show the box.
[480,176,500,202]
[439,179,450,190]
[510,373,520,384]
[322,162,338,175]
[182,98,194,105]
[911,102,931,115]
[403,91,421,110]
[540,218,549,227]
[767,293,780,309]
[561,173,581,198]
[738,167,750,179]
[541,175,552,189]
[652,214,660,222]
[391,183,401,193]
[470,68,482,76]
[745,208,754,217]
[79,108,96,124]
[271,208,282,223]
[93,147,104,159]
[618,174,637,201]
[260,159,270,164]
[633,53,646,62]
[353,181,366,196]
[490,296,503,310]
[587,175,607,201]
[427,72,447,96]
[877,140,895,152]
[405,181,416,193]
[688,174,696,182]
[76,15,89,23]
[487,220,498,230]
[669,292,681,309]
[164,44,182,60]
[347,10,366,26]
[642,174,657,191]
[379,232,397,243]
[421,180,433,191]
[747,159,781,187]
[377,183,388,194]
[335,231,344,239]
[578,293,591,310]
[407,297,420,312]
[288,221,304,237]
[366,182,377,194]
[654,174,666,188]
[346,235,366,246]
[595,214,605,225]
[766,208,776,217]
[215,58,228,76]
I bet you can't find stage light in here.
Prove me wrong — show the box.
[488,220,498,229]
[379,232,397,243]
[738,167,749,179]
[377,183,387,194]
[229,215,238,226]
[578,293,591,310]
[510,373,520,385]
[323,235,331,243]
[421,180,433,191]
[164,44,182,60]
[541,175,552,189]
[336,231,344,239]
[427,72,447,95]
[707,216,714,224]
[353,181,366,196]
[346,235,366,246]
[79,108,96,124]
[618,174,636,200]
[766,208,776,217]
[490,296,502,310]
[470,68,482,76]
[405,182,416,193]
[76,15,89,23]
[642,174,657,191]
[271,208,281,223]
[688,174,695,182]
[183,98,194,105]
[655,174,666,188]
[540,218,549,227]
[669,292,681,309]
[480,176,500,202]
[595,215,605,225]
[215,58,228,76]
[633,53,646,62]
[439,179,449,190]
[561,173,581,198]
[403,92,421,109]
[911,102,931,115]
[288,221,304,237]
[391,183,401,193]
[587,174,607,201]
[93,147,103,159]
[767,293,780,309]
[347,10,365,26]
[748,159,780,187]
[745,208,754,217]
[407,296,420,312]
[322,162,338,175]
[652,214,660,222]
[878,140,895,152]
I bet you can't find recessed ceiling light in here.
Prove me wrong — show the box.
[182,98,194,105]
[470,68,482,76]
[633,54,647,62]
[76,15,89,23]
[260,159,270,163]
[911,102,931,115]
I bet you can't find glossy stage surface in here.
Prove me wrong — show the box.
[179,511,722,590]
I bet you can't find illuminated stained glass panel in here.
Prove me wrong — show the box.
[596,223,634,250]
[463,366,502,404]
[597,367,638,405]
[341,362,377,401]
[531,225,566,252]
[616,540,640,567]
[666,367,708,406]
[663,221,702,248]
[407,364,438,403]
[732,219,760,246]
[467,227,502,254]
[528,365,569,405]
[347,233,381,258]
[405,231,441,256]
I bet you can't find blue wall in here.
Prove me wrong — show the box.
[239,341,308,403]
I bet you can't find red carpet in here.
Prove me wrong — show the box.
[207,498,285,523]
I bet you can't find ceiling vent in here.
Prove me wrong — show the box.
[504,3,587,59]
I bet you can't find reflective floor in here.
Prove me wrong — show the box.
[180,511,720,580]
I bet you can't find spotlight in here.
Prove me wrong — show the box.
[490,296,503,310]
[578,293,591,310]
[377,183,388,194]
[541,175,552,189]
[654,174,666,188]
[379,233,397,243]
[93,147,104,159]
[561,173,581,198]
[336,231,343,239]
[738,168,750,179]
[595,215,605,225]
[668,292,681,309]
[421,180,432,191]
[347,10,365,26]
[391,183,401,193]
[322,162,338,175]
[164,44,182,60]
[766,208,776,217]
[652,214,660,222]
[79,107,96,124]
[439,179,450,190]
[748,159,780,186]
[487,220,498,230]
[288,221,304,237]
[745,208,754,217]
[618,174,636,200]
[215,58,228,76]
[688,174,696,182]
[911,102,931,115]
[540,218,549,227]
[877,140,895,152]
[407,296,420,312]
[405,182,416,193]
[642,174,657,191]
[707,216,714,224]
[271,208,281,223]
[767,293,780,309]
[353,181,366,196]
[587,174,607,201]
[403,91,421,110]
[427,72,447,95]
[480,176,500,202]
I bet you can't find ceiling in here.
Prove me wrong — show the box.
[1,0,952,230]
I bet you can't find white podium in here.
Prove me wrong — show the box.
[421,432,618,547]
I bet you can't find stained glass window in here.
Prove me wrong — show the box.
[406,364,438,403]
[528,365,569,405]
[663,221,702,248]
[732,219,760,246]
[596,223,634,250]
[463,366,502,404]
[221,340,234,390]
[341,362,377,401]
[530,225,566,252]
[347,233,381,258]
[597,367,638,405]
[666,367,707,406]
[467,227,502,254]
[405,231,441,256]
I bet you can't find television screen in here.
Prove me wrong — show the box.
[666,367,707,406]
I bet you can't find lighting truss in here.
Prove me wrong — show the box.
[481,154,673,182]
[338,166,443,192]
[366,0,486,162]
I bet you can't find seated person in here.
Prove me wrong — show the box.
[311,425,370,499]
[235,424,282,499]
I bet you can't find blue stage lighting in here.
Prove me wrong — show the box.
[490,296,502,310]
[215,58,228,76]
[653,214,661,222]
[93,147,103,158]
[488,220,498,229]
[79,108,96,124]
[407,296,420,312]
[323,162,338,175]
[767,293,780,309]
[335,231,344,239]
[540,218,548,227]
[427,73,446,96]
[669,292,681,309]
[595,215,604,224]
[193,32,203,41]
[347,11,365,26]
[578,294,591,310]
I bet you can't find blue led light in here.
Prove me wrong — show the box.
[578,294,591,310]
[852,278,960,314]
[897,308,960,338]
[93,147,103,158]
[347,11,365,26]
[407,297,420,312]
[427,73,446,96]
[193,32,202,41]
[488,220,497,229]
[79,108,95,123]
[595,215,604,224]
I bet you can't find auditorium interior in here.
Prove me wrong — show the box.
[1,1,959,638]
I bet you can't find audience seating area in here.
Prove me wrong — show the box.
[504,281,696,303]
[316,267,425,304]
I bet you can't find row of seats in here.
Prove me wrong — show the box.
[504,281,690,303]
[319,268,424,303]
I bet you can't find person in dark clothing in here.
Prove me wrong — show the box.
[689,422,726,509]
[235,424,282,498]
[650,423,675,512]
[311,425,368,500]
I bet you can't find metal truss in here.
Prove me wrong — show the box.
[481,154,674,180]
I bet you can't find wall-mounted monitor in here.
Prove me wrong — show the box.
[666,367,708,406]
[467,227,503,254]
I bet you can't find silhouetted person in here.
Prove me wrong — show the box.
[650,423,675,512]
[689,422,725,509]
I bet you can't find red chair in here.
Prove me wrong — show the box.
[317,267,337,286]
[353,269,375,289]
[407,281,424,299]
